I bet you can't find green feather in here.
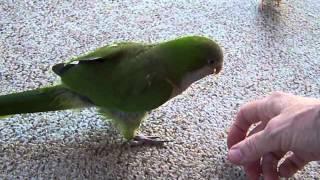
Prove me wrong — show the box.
[0,115,12,119]
[99,108,146,140]
[0,85,92,116]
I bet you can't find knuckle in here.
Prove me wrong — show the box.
[267,91,286,103]
[237,106,250,125]
[269,91,286,99]
[264,122,278,140]
[264,91,289,116]
[237,106,247,118]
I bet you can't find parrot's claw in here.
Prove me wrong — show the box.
[130,135,171,146]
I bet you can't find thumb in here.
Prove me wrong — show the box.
[227,130,275,165]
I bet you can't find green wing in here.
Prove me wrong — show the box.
[53,42,174,112]
[66,42,143,64]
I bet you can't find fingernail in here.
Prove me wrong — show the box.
[228,149,243,164]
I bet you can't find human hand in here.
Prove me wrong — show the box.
[227,92,320,179]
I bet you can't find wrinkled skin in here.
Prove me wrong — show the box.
[227,92,320,179]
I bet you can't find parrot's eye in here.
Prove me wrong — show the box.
[207,59,215,65]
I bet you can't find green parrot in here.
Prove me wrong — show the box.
[0,36,223,145]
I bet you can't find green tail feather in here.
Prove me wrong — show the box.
[0,85,93,116]
[0,115,12,119]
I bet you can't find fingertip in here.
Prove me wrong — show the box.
[227,148,243,164]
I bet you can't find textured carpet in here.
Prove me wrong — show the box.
[0,0,320,179]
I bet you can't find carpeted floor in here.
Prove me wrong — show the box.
[0,0,319,179]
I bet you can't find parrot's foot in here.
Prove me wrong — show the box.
[130,135,171,146]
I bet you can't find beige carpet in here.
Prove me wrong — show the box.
[1,0,320,179]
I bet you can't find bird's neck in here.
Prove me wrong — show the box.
[169,66,212,98]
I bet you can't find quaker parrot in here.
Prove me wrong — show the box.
[0,36,223,145]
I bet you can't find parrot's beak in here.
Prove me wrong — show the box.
[213,63,223,74]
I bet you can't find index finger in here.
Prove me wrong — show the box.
[227,98,270,149]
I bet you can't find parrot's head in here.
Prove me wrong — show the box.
[163,36,224,95]
[191,36,223,74]
[167,36,223,76]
